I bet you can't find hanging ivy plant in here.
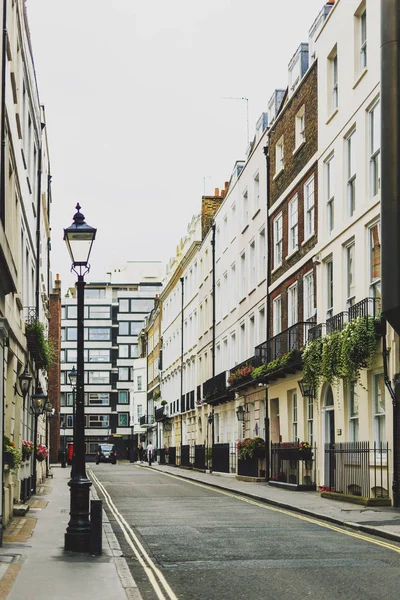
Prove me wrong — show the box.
[302,316,379,391]
[321,330,342,386]
[340,316,378,383]
[302,337,323,393]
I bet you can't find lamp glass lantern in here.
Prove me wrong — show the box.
[298,379,315,399]
[31,385,48,416]
[68,366,78,388]
[63,203,97,269]
[17,366,33,399]
[236,405,245,422]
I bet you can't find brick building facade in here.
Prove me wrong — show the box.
[49,277,62,463]
[267,60,318,336]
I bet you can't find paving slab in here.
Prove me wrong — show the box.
[2,465,141,600]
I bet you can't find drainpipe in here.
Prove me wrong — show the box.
[263,142,271,481]
[46,175,52,298]
[382,319,398,506]
[35,138,43,318]
[211,224,216,446]
[381,0,400,507]
[180,277,184,459]
[0,0,7,226]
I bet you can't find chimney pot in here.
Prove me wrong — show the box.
[214,188,219,196]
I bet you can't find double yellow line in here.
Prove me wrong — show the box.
[88,468,178,600]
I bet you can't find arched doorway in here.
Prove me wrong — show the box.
[324,385,335,489]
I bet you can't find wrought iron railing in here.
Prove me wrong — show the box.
[155,406,167,422]
[229,356,258,377]
[308,323,326,342]
[139,415,154,426]
[203,371,228,403]
[24,307,38,324]
[271,442,316,488]
[326,311,348,334]
[255,322,314,364]
[348,297,381,321]
[324,441,389,498]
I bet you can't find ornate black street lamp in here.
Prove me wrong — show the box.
[30,384,49,494]
[63,204,96,553]
[68,366,77,477]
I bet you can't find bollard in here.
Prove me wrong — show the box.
[60,451,66,468]
[90,499,102,555]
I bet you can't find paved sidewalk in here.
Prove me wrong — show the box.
[0,465,141,600]
[147,463,400,542]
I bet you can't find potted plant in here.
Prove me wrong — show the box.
[236,437,265,461]
[161,399,168,406]
[4,436,22,471]
[25,320,54,371]
[21,440,34,461]
[228,363,254,387]
[35,444,49,462]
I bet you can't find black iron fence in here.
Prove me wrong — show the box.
[271,442,316,488]
[324,441,389,498]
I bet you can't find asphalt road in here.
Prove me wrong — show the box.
[91,463,400,600]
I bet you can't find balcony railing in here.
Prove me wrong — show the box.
[139,415,154,427]
[348,297,381,321]
[24,306,38,324]
[229,356,258,377]
[255,322,314,365]
[307,298,382,342]
[228,356,258,389]
[308,323,326,342]
[155,406,168,422]
[326,311,348,334]
[203,371,232,404]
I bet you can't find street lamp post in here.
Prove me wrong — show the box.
[68,366,77,477]
[63,204,96,553]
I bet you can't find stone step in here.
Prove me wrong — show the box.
[13,504,29,517]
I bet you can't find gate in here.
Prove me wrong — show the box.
[168,446,176,465]
[194,445,206,470]
[212,443,230,473]
[181,445,190,467]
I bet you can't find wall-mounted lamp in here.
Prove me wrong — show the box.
[236,405,245,422]
[14,366,33,399]
[298,379,315,399]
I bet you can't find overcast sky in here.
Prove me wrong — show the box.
[27,0,325,291]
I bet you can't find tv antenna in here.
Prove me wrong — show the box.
[222,96,249,145]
